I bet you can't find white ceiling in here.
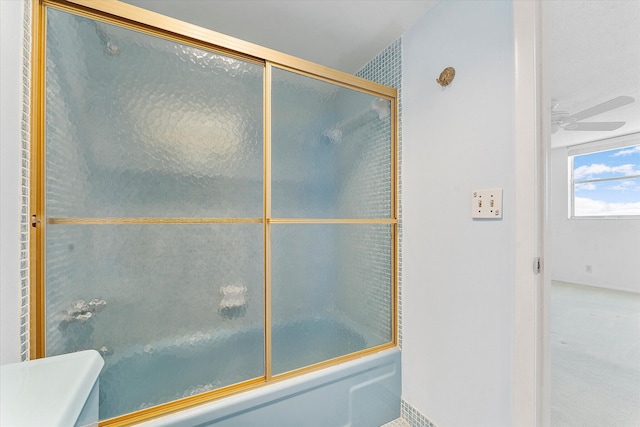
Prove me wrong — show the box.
[121,0,439,74]
[121,0,639,148]
[544,1,640,148]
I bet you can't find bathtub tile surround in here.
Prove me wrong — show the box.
[19,0,32,362]
[356,37,403,349]
[358,37,440,427]
[356,38,401,89]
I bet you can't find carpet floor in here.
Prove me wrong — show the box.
[551,281,640,427]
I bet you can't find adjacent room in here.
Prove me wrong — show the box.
[545,1,640,426]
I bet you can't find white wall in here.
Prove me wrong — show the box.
[402,1,516,426]
[0,0,25,365]
[550,147,640,293]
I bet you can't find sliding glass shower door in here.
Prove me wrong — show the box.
[270,68,394,374]
[36,4,396,424]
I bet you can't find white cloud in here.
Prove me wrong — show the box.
[575,182,596,191]
[575,197,640,216]
[574,163,608,179]
[611,146,640,157]
[574,163,639,180]
[609,180,639,191]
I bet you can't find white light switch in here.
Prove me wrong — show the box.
[472,189,503,219]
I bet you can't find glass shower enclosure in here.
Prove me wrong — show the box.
[33,2,397,424]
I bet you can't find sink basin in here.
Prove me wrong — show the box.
[1,350,104,427]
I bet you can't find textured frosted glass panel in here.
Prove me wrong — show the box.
[271,67,392,218]
[45,9,263,218]
[44,224,264,420]
[271,224,392,375]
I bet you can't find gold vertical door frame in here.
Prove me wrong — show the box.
[31,0,399,424]
[391,93,400,346]
[30,0,46,359]
[263,63,273,381]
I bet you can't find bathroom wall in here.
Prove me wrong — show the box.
[0,0,25,366]
[402,1,515,426]
[550,147,640,293]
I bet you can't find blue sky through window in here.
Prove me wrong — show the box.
[573,144,640,216]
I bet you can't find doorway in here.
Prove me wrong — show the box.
[542,1,640,426]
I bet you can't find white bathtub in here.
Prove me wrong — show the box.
[138,347,401,427]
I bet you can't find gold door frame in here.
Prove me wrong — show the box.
[30,1,398,425]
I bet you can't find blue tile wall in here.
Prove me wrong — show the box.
[356,37,403,349]
[400,399,438,427]
[382,398,439,427]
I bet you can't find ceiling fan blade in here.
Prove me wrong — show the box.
[564,122,626,131]
[563,96,635,123]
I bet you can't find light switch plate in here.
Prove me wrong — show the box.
[472,188,503,219]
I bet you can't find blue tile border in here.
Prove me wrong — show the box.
[382,398,438,427]
[400,399,438,427]
[20,0,32,362]
[356,38,403,349]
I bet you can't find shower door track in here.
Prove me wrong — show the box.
[46,218,265,225]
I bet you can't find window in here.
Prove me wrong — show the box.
[569,139,640,218]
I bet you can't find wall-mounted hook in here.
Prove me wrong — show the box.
[436,67,456,87]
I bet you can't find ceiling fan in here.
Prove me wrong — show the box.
[551,95,635,134]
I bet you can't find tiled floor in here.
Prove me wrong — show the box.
[382,417,411,427]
